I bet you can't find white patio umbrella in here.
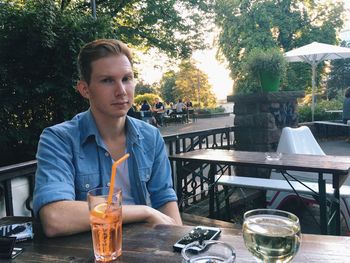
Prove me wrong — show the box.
[284,42,350,121]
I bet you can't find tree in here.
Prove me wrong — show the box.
[58,0,215,58]
[134,93,161,107]
[0,0,215,165]
[0,1,115,165]
[175,60,216,107]
[159,71,177,103]
[159,61,216,107]
[135,81,156,95]
[327,41,350,99]
[214,0,345,94]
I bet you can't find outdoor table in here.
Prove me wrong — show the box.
[169,149,350,236]
[1,217,350,262]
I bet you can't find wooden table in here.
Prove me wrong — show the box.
[169,149,350,235]
[2,218,350,262]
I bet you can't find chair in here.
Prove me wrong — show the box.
[188,109,197,122]
[140,111,152,124]
[267,126,350,234]
[277,126,325,155]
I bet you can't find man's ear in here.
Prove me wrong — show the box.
[76,80,90,99]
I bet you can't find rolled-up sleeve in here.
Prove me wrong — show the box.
[148,130,177,209]
[33,128,76,216]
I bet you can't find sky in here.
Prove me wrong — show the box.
[137,0,350,101]
[136,30,233,101]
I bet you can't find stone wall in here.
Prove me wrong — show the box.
[228,91,304,178]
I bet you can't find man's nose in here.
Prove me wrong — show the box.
[114,81,127,95]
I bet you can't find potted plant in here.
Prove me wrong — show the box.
[245,48,287,92]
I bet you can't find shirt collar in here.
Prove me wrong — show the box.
[79,109,104,147]
[79,109,144,147]
[125,116,144,145]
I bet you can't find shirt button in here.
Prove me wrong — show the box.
[85,183,90,188]
[105,152,109,157]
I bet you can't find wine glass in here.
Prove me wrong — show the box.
[242,209,301,263]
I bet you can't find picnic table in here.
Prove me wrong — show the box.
[169,149,350,236]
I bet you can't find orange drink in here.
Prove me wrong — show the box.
[88,187,122,262]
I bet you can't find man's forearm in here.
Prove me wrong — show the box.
[158,201,182,225]
[39,201,182,237]
[39,200,90,237]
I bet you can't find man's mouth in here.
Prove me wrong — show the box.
[111,101,128,106]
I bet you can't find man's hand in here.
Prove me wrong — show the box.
[123,203,182,226]
[144,206,177,225]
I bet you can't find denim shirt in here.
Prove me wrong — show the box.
[33,109,177,216]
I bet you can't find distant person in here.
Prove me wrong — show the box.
[153,98,165,126]
[153,98,165,113]
[343,87,350,124]
[164,100,173,116]
[343,87,350,143]
[185,98,193,109]
[127,104,140,119]
[140,100,151,111]
[175,98,186,113]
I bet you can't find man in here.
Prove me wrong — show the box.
[153,97,165,126]
[33,39,182,237]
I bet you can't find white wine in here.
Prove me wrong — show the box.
[243,214,301,263]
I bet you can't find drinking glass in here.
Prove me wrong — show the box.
[87,187,122,262]
[242,209,301,263]
[181,240,236,263]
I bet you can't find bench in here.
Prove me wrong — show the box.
[216,175,350,198]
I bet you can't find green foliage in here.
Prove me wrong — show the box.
[0,1,116,165]
[214,0,345,94]
[327,41,350,99]
[0,0,215,165]
[134,93,162,107]
[159,60,217,107]
[245,48,287,78]
[135,81,156,96]
[66,0,215,58]
[197,107,225,114]
[298,99,343,122]
[159,71,177,103]
[174,60,216,107]
[244,48,287,92]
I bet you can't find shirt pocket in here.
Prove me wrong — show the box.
[138,167,152,182]
[75,172,100,200]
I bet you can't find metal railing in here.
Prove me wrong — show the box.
[164,126,235,155]
[164,127,235,211]
[0,126,235,217]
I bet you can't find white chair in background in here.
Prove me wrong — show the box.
[267,126,350,234]
[277,126,325,155]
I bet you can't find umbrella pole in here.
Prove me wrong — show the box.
[311,64,316,122]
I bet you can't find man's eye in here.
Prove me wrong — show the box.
[122,76,133,82]
[102,78,113,83]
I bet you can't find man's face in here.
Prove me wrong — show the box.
[78,55,135,119]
